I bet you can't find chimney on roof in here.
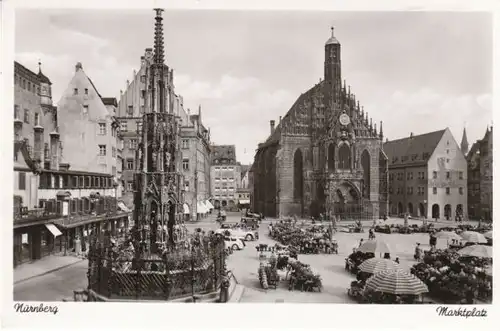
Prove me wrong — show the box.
[270,120,276,135]
[279,116,282,124]
[75,62,83,72]
[140,56,145,66]
[410,132,414,138]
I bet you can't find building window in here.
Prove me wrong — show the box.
[126,159,134,170]
[433,187,437,195]
[129,139,137,149]
[112,147,116,157]
[24,109,30,123]
[85,88,89,95]
[74,88,78,95]
[446,187,450,195]
[18,172,26,190]
[120,121,128,132]
[184,181,189,191]
[446,171,450,179]
[432,171,437,179]
[459,187,464,195]
[141,90,146,99]
[140,75,146,83]
[127,182,133,191]
[182,159,189,171]
[34,113,40,126]
[182,139,189,149]
[99,123,107,135]
[446,149,449,154]
[99,145,106,156]
[14,105,20,119]
[459,171,463,180]
[83,105,89,114]
[127,106,133,117]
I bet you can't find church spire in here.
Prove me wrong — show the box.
[461,125,469,155]
[153,8,165,65]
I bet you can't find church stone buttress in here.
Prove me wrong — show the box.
[133,9,183,257]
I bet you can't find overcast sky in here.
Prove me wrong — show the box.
[15,9,492,164]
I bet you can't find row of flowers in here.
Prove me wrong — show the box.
[410,249,492,303]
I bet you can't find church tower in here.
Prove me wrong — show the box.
[133,8,183,256]
[324,27,341,90]
[461,126,469,155]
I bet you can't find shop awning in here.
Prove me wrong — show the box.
[239,199,250,205]
[45,223,62,237]
[183,203,190,214]
[56,191,71,198]
[205,200,214,209]
[117,201,131,212]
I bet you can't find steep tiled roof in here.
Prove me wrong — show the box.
[383,129,446,167]
[87,77,102,98]
[101,97,118,107]
[14,61,40,83]
[211,145,237,164]
[37,71,52,84]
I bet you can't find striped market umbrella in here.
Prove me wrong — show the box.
[358,239,391,254]
[358,258,402,274]
[461,231,487,244]
[483,231,493,239]
[364,269,429,295]
[435,231,462,241]
[458,244,492,258]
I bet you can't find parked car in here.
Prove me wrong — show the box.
[240,217,260,230]
[220,222,241,230]
[224,236,246,251]
[216,228,259,241]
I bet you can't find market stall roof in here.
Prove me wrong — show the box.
[197,201,207,214]
[56,191,71,197]
[183,203,190,215]
[205,200,214,209]
[117,201,131,213]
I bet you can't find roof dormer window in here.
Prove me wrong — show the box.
[74,88,78,95]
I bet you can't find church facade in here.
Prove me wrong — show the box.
[251,28,388,220]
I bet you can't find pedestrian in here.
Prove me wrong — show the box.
[358,238,364,248]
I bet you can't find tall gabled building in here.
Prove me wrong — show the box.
[466,126,493,220]
[384,128,467,220]
[57,62,121,177]
[13,61,129,268]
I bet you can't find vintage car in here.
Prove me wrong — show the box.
[240,217,260,230]
[215,228,259,241]
[223,236,246,251]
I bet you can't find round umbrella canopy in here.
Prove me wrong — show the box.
[461,231,487,243]
[458,244,492,258]
[358,239,391,254]
[358,257,402,274]
[435,231,462,241]
[364,269,429,295]
[483,231,493,239]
